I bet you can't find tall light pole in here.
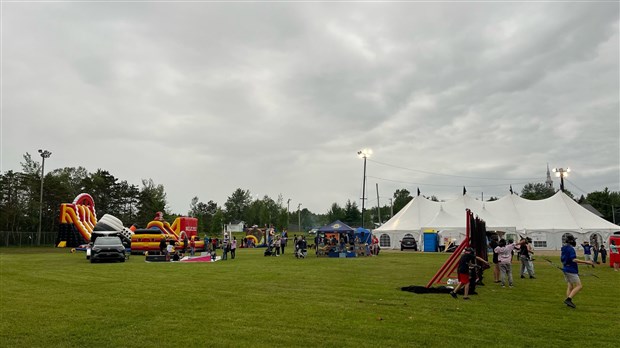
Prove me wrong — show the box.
[552,167,570,192]
[287,198,291,229]
[357,148,372,228]
[376,183,381,225]
[297,203,302,233]
[37,149,52,246]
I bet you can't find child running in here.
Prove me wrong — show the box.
[449,247,489,300]
[561,235,595,308]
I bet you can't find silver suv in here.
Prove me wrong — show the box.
[90,236,127,263]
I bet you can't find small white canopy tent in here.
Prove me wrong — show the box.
[374,191,620,250]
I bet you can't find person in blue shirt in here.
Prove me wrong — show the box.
[580,241,592,262]
[561,235,594,308]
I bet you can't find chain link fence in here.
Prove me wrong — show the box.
[0,231,58,247]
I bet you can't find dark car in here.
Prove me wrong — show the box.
[445,243,459,253]
[90,236,126,263]
[400,237,418,251]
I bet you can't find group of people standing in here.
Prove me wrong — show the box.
[488,237,535,288]
[266,234,288,256]
[209,234,237,260]
[313,233,380,257]
[450,235,619,309]
[578,239,619,272]
[579,240,609,265]
[158,233,196,261]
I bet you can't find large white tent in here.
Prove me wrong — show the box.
[374,191,620,250]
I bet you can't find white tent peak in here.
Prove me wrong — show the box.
[375,191,620,250]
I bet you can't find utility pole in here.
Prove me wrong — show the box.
[37,149,52,246]
[389,198,393,218]
[357,149,372,228]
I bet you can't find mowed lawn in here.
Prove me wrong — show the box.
[1,247,617,348]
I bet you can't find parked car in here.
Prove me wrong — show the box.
[400,237,418,251]
[90,236,127,263]
[445,243,458,253]
[308,228,318,235]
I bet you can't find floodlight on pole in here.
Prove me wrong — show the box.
[552,167,570,192]
[357,148,372,228]
[37,149,52,246]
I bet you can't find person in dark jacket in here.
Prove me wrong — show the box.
[159,237,167,256]
[450,247,489,300]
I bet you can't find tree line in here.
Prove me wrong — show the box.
[0,153,411,240]
[2,153,619,245]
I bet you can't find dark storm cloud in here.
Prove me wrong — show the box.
[1,2,618,214]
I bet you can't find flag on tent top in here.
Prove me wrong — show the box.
[417,187,421,196]
[463,186,467,195]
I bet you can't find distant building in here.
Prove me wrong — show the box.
[580,203,605,218]
[225,221,245,233]
[545,163,554,189]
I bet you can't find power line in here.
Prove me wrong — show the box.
[367,175,535,189]
[565,178,589,196]
[368,159,542,181]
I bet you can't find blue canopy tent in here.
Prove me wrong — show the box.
[318,220,355,234]
[355,227,372,244]
[317,220,356,257]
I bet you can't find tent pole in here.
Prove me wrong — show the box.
[376,183,381,225]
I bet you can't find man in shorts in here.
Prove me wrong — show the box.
[450,247,489,300]
[561,235,594,308]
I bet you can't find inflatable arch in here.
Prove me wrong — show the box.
[245,235,259,245]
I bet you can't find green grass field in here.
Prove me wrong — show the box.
[1,247,617,348]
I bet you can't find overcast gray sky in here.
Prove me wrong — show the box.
[1,1,619,215]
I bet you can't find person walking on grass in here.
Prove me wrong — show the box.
[494,239,521,288]
[450,247,489,300]
[281,229,288,255]
[275,236,281,256]
[190,237,196,257]
[182,233,189,256]
[610,240,619,271]
[592,241,599,264]
[519,238,535,279]
[231,237,237,259]
[580,241,592,262]
[599,244,607,265]
[489,237,501,283]
[222,234,229,261]
[561,235,595,308]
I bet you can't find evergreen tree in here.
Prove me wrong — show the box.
[393,189,413,214]
[136,179,168,227]
[224,188,251,223]
[211,208,225,236]
[587,188,620,223]
[520,183,556,200]
[327,202,345,222]
[343,199,361,227]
